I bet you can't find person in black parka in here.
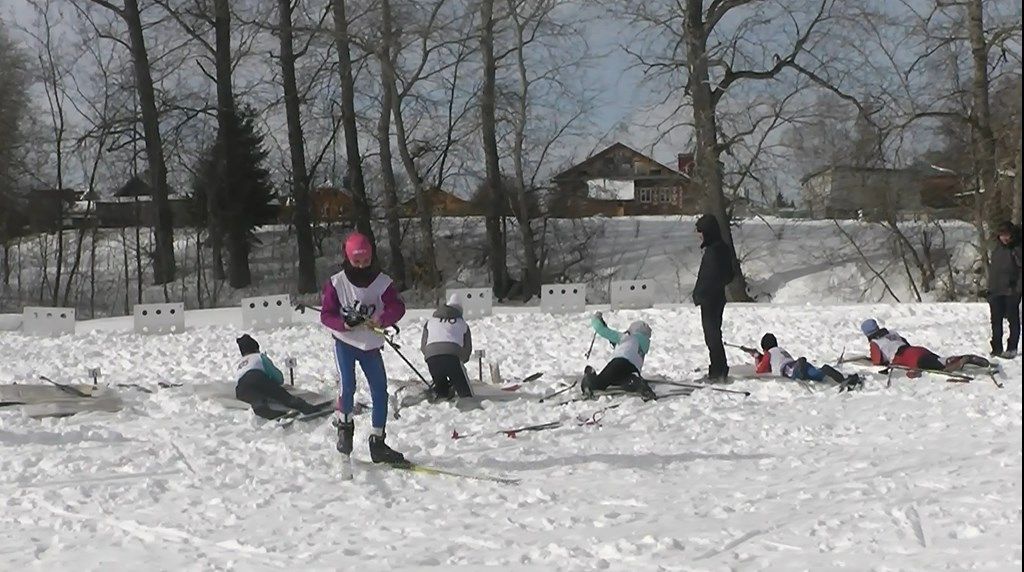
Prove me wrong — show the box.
[693,213,736,381]
[988,221,1023,358]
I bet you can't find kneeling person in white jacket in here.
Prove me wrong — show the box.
[421,295,473,399]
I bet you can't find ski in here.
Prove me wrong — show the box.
[649,379,750,397]
[498,372,544,392]
[276,402,335,428]
[39,376,92,398]
[879,365,972,383]
[353,459,519,485]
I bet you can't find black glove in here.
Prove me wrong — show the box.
[343,313,366,328]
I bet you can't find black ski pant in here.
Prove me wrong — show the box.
[426,354,472,398]
[235,370,318,419]
[700,299,729,378]
[989,293,1021,354]
[591,358,640,391]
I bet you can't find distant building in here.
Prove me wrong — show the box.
[800,166,965,220]
[25,188,80,232]
[400,187,482,217]
[549,142,699,217]
[309,186,356,223]
[91,175,196,228]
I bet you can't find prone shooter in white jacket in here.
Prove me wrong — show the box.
[421,294,474,399]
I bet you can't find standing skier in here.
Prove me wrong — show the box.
[692,213,735,382]
[421,294,474,399]
[233,334,322,419]
[987,221,1022,358]
[320,232,407,464]
[746,333,861,387]
[859,318,990,374]
[581,312,656,400]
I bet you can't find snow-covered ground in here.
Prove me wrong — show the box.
[1,303,1021,570]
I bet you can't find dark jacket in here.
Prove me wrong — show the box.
[988,229,1022,297]
[692,214,735,306]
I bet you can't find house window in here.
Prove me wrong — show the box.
[638,188,652,203]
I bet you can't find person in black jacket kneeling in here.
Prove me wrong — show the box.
[692,214,736,382]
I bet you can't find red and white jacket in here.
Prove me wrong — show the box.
[754,347,796,376]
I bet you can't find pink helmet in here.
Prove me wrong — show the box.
[344,232,373,266]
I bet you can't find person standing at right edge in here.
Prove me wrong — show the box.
[692,213,736,382]
[988,221,1022,359]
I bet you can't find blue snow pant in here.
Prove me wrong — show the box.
[785,362,839,383]
[334,339,389,428]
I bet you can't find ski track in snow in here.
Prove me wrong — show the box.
[1,303,1021,571]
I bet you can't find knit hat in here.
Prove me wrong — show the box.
[344,232,373,266]
[446,293,462,310]
[860,319,879,337]
[236,334,260,356]
[627,320,652,338]
[760,333,778,351]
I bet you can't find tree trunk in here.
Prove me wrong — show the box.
[213,0,250,288]
[967,0,996,279]
[1015,128,1022,226]
[509,3,540,301]
[375,1,407,289]
[382,0,437,290]
[479,0,508,297]
[123,0,175,284]
[278,0,318,293]
[331,0,376,246]
[683,0,751,301]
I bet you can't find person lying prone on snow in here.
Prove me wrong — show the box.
[859,318,990,374]
[745,333,860,387]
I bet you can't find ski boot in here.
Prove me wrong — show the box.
[624,376,658,401]
[369,430,408,465]
[839,374,863,392]
[1002,349,1018,359]
[336,418,355,455]
[580,366,597,398]
[962,354,991,368]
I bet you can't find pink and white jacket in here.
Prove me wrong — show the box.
[320,264,405,350]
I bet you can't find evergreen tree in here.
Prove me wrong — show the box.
[192,104,277,288]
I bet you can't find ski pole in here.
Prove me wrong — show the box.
[295,303,323,313]
[663,380,750,397]
[584,331,597,359]
[377,328,433,390]
[540,380,577,403]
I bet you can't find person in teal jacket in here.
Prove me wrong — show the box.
[582,312,657,400]
[234,334,321,419]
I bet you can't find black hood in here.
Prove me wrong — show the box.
[995,221,1021,248]
[342,259,381,288]
[696,214,723,247]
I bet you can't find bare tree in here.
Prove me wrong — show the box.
[618,0,856,300]
[84,0,177,284]
[331,0,377,246]
[478,0,509,297]
[276,0,318,293]
[374,0,408,288]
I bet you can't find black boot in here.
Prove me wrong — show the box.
[580,366,596,397]
[369,431,407,465]
[624,376,657,401]
[963,354,991,368]
[840,374,863,392]
[820,365,845,383]
[336,419,354,455]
